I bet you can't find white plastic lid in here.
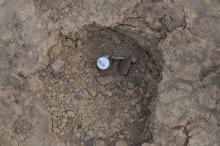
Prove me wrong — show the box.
[97,56,110,70]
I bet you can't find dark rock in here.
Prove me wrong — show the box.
[118,58,131,75]
[131,78,141,88]
[85,137,96,146]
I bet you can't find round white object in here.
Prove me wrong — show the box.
[97,56,110,70]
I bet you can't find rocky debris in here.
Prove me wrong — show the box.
[115,140,128,146]
[96,140,106,146]
[8,73,25,88]
[118,58,131,75]
[96,75,114,85]
[85,137,96,146]
[50,59,65,78]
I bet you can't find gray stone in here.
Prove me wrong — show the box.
[51,59,65,77]
[118,58,131,75]
[96,76,114,85]
[85,137,96,146]
[8,73,25,88]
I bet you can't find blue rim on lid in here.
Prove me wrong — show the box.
[97,56,110,70]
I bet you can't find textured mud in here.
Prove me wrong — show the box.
[0,0,220,146]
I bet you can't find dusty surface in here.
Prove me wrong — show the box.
[0,0,219,146]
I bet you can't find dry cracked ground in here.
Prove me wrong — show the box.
[0,0,220,146]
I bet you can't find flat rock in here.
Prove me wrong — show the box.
[96,75,114,85]
[118,58,131,75]
[8,73,25,88]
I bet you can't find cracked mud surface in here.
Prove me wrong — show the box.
[0,0,220,146]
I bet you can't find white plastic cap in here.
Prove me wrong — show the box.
[97,56,110,70]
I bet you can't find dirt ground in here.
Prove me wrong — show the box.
[0,0,220,146]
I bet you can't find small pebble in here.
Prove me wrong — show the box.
[103,90,112,97]
[51,59,65,77]
[67,111,75,118]
[90,89,97,97]
[131,78,141,87]
[96,75,114,85]
[60,131,65,136]
[85,137,96,146]
[115,140,128,146]
[131,56,138,64]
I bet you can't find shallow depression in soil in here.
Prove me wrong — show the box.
[39,24,163,146]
